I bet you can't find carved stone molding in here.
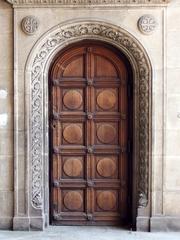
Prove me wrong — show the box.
[138,15,157,35]
[27,21,151,210]
[6,0,170,7]
[21,16,39,35]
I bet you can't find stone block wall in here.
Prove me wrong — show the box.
[164,0,180,218]
[0,0,13,229]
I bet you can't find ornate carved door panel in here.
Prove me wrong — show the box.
[50,42,130,225]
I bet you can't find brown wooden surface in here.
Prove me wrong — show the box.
[49,42,130,226]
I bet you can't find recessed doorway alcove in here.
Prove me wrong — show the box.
[13,20,152,231]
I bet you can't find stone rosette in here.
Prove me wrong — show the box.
[138,15,158,35]
[21,16,39,35]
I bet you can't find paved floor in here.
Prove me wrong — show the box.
[0,226,180,240]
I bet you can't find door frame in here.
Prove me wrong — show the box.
[13,20,152,231]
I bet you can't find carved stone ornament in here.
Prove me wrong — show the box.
[138,15,157,35]
[6,0,170,6]
[21,16,39,35]
[27,21,151,209]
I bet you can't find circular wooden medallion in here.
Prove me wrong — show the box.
[97,124,116,144]
[63,124,82,144]
[63,90,82,110]
[97,191,116,211]
[97,157,116,178]
[64,191,83,211]
[97,90,116,110]
[63,158,82,177]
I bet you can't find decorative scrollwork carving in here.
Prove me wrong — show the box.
[30,21,151,209]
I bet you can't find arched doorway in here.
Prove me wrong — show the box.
[49,41,133,226]
[13,20,152,231]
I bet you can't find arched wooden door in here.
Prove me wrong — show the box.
[49,42,131,226]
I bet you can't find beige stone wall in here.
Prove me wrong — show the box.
[0,0,180,231]
[164,0,180,216]
[0,0,13,229]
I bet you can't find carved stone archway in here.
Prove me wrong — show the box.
[14,20,152,230]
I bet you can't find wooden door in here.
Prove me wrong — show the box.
[50,42,130,225]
